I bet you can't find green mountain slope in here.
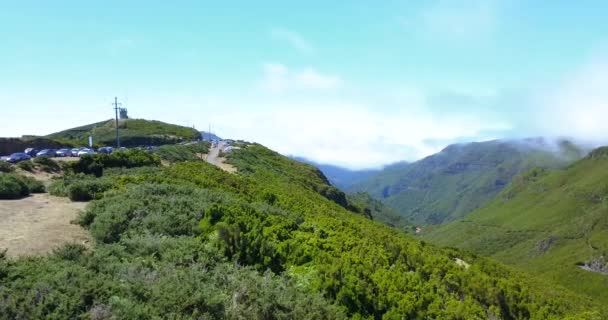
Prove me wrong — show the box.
[351,139,585,225]
[0,143,603,318]
[347,192,414,233]
[425,147,608,305]
[46,118,201,147]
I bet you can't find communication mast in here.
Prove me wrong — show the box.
[112,97,122,148]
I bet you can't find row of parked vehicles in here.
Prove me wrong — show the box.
[0,147,115,163]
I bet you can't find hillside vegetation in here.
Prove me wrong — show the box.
[46,119,201,147]
[425,147,608,305]
[347,192,414,233]
[0,143,604,319]
[350,139,585,225]
[0,145,605,319]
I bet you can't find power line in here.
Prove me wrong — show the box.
[112,97,122,148]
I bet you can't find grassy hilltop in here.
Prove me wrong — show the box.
[46,118,201,147]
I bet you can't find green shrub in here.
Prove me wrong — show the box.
[153,143,210,162]
[0,174,30,199]
[48,176,72,197]
[19,175,45,193]
[49,173,98,197]
[33,156,60,173]
[69,149,160,176]
[16,160,34,172]
[0,161,14,173]
[67,179,112,202]
[52,243,87,261]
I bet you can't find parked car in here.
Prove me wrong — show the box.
[70,148,81,156]
[36,149,57,157]
[98,147,113,154]
[56,148,71,157]
[77,149,96,157]
[7,153,31,163]
[0,156,10,162]
[24,148,39,157]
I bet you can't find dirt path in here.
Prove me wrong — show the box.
[206,141,237,173]
[0,194,91,257]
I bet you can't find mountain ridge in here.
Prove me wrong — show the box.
[350,138,587,225]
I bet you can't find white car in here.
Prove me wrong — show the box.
[77,149,97,157]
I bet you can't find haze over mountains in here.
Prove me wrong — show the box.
[292,156,380,190]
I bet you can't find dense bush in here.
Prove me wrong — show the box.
[0,174,30,199]
[153,142,210,162]
[16,160,34,172]
[48,174,81,197]
[67,179,112,202]
[0,236,343,319]
[33,156,61,173]
[20,175,45,193]
[69,149,160,176]
[0,161,14,173]
[0,173,44,199]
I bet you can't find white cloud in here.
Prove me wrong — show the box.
[419,0,498,40]
[271,28,314,53]
[535,57,608,143]
[203,94,511,169]
[260,63,343,93]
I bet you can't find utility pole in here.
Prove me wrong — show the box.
[112,97,122,148]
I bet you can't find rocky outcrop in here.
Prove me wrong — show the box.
[578,256,608,275]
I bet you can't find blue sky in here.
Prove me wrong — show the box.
[1,1,608,168]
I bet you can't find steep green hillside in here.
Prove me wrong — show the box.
[351,139,585,225]
[347,192,414,233]
[46,119,201,147]
[425,147,608,305]
[345,161,410,193]
[0,143,603,319]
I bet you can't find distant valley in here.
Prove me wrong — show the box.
[291,157,381,190]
